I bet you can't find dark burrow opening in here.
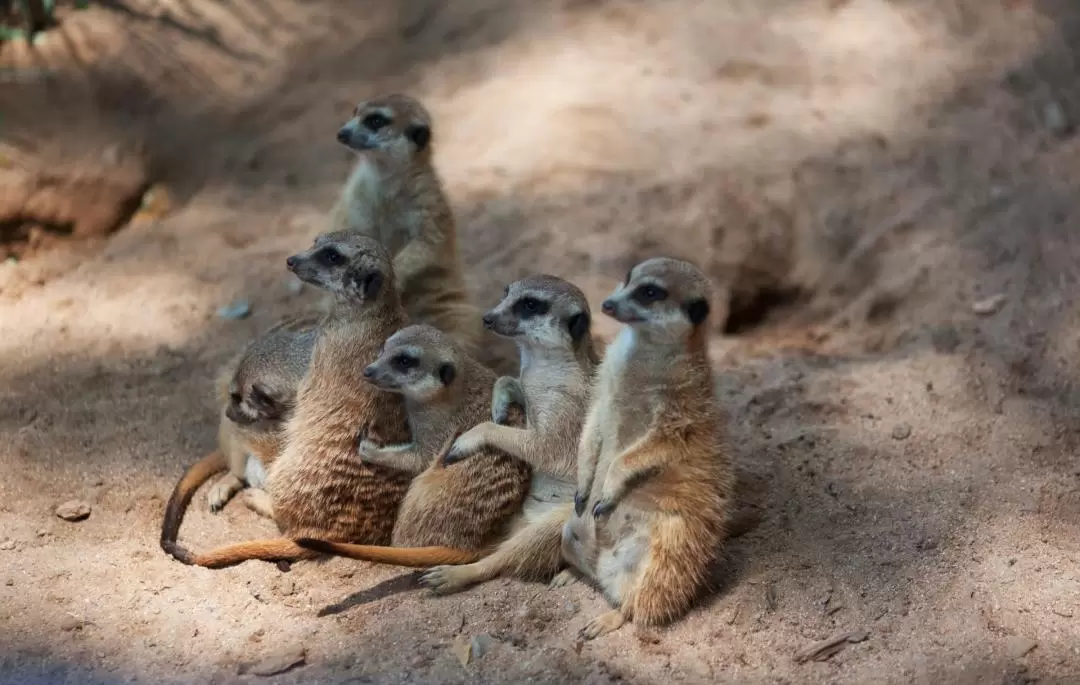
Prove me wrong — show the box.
[722,285,804,335]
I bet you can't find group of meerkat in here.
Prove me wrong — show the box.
[158,93,734,639]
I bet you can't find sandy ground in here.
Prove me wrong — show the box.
[2,0,1080,682]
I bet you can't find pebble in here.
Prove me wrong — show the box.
[891,423,912,441]
[55,500,91,522]
[1042,101,1074,138]
[4,578,12,586]
[1006,636,1038,659]
[971,293,1006,316]
[470,634,497,659]
[59,616,85,632]
[217,300,252,320]
[0,539,15,551]
[238,644,306,676]
[273,576,296,597]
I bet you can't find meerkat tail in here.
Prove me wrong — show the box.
[159,450,227,552]
[294,538,485,567]
[165,538,316,569]
[629,516,717,627]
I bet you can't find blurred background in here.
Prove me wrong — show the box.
[1,1,1079,683]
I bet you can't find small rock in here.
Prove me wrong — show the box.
[59,616,85,632]
[0,539,15,551]
[4,578,13,586]
[451,636,472,667]
[238,645,306,676]
[1042,101,1074,138]
[972,294,1006,316]
[217,300,252,321]
[891,423,912,441]
[1006,636,1038,659]
[470,634,497,659]
[55,500,91,522]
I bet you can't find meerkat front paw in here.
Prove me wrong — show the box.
[207,474,243,513]
[580,610,626,640]
[548,568,579,589]
[443,428,483,465]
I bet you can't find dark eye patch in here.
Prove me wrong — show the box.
[392,353,418,372]
[248,386,279,417]
[631,283,668,304]
[363,112,390,131]
[511,296,550,319]
[316,247,345,267]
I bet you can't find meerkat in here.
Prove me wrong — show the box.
[163,233,414,568]
[294,324,531,565]
[559,257,734,640]
[414,275,600,593]
[159,314,319,560]
[325,92,517,375]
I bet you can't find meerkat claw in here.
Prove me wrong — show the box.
[574,491,587,516]
[592,499,614,518]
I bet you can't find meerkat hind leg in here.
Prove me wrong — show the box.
[244,489,275,519]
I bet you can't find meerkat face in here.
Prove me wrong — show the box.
[600,257,713,335]
[224,377,288,429]
[336,93,433,160]
[482,275,592,351]
[560,515,599,571]
[361,325,459,403]
[285,232,393,303]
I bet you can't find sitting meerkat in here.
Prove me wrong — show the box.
[415,275,601,593]
[560,257,734,640]
[327,92,517,375]
[163,233,414,568]
[159,314,318,561]
[294,324,531,565]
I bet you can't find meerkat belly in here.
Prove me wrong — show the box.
[244,455,268,489]
[595,511,652,606]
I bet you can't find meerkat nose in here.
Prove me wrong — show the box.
[482,314,495,329]
[336,127,351,144]
[362,366,375,379]
[285,255,298,269]
[601,299,616,315]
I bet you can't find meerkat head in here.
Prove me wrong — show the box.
[285,232,395,304]
[361,324,461,403]
[224,370,291,429]
[336,93,433,161]
[482,275,593,351]
[601,257,713,336]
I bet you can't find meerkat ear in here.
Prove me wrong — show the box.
[248,384,281,417]
[362,271,384,299]
[438,363,456,386]
[684,298,710,325]
[405,124,431,151]
[566,311,590,343]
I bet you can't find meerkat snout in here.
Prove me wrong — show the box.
[336,127,351,144]
[362,365,376,379]
[481,314,495,329]
[600,299,616,316]
[285,255,298,269]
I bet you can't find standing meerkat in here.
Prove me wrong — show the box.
[560,257,734,640]
[164,233,414,568]
[416,275,600,593]
[159,314,318,560]
[295,324,531,565]
[327,93,516,375]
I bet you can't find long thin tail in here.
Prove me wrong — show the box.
[164,537,316,569]
[159,450,227,554]
[295,538,485,567]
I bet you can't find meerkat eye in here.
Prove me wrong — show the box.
[513,296,550,318]
[316,247,345,267]
[363,113,390,131]
[392,354,416,372]
[633,283,668,303]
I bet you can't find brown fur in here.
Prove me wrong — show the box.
[295,324,531,566]
[560,257,734,640]
[159,314,319,561]
[326,92,517,375]
[167,233,414,568]
[418,275,600,593]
